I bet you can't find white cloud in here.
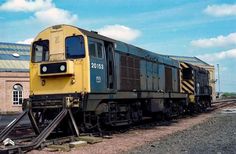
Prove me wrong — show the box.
[97,25,141,42]
[34,7,78,25]
[191,32,236,48]
[198,48,236,62]
[204,4,236,17]
[17,38,34,44]
[0,0,53,12]
[0,0,78,26]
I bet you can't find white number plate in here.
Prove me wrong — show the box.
[91,63,104,70]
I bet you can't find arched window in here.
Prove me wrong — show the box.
[12,84,23,105]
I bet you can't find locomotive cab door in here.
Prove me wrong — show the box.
[105,43,116,91]
[89,38,107,92]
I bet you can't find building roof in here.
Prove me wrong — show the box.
[169,55,213,68]
[0,42,30,72]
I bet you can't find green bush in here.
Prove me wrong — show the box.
[221,92,236,98]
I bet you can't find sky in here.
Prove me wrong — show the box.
[0,0,235,92]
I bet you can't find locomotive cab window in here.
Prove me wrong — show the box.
[32,40,49,62]
[97,43,103,58]
[182,68,193,80]
[89,40,104,59]
[65,35,85,59]
[89,41,96,57]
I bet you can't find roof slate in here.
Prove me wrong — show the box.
[0,42,30,72]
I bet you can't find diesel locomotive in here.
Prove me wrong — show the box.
[27,24,211,130]
[0,25,212,152]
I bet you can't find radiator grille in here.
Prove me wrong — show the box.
[120,54,140,90]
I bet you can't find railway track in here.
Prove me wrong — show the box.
[211,99,236,110]
[212,98,236,104]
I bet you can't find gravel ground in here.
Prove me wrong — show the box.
[127,108,236,154]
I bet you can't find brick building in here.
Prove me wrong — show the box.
[0,42,30,114]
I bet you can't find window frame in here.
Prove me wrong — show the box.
[96,42,104,59]
[88,40,96,58]
[12,84,23,106]
[65,35,86,59]
[31,39,49,63]
[88,38,104,59]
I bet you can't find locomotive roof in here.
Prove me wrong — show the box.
[78,28,116,43]
[169,55,212,67]
[182,61,209,73]
[78,26,179,68]
[115,41,179,67]
[0,42,30,72]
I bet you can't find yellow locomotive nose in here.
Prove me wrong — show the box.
[30,25,90,95]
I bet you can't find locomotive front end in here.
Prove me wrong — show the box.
[30,25,90,99]
[24,25,93,116]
